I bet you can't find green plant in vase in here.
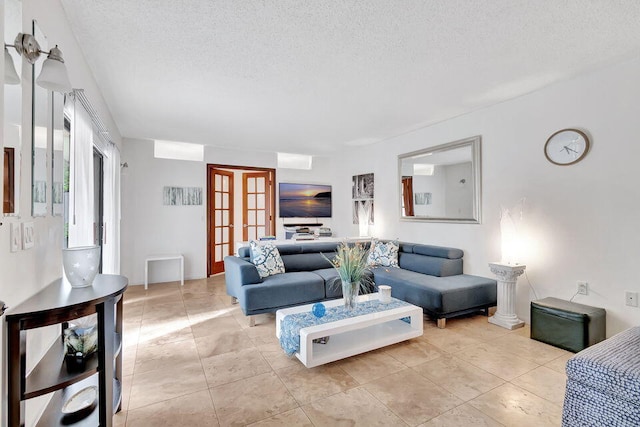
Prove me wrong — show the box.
[324,242,372,309]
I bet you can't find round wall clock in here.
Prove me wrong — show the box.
[544,129,590,166]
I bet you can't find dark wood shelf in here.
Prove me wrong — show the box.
[114,332,122,358]
[35,375,99,427]
[113,378,122,413]
[25,341,99,399]
[35,376,122,427]
[7,274,128,427]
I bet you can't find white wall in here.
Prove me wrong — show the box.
[121,140,336,285]
[413,170,446,216]
[330,57,640,337]
[0,1,121,425]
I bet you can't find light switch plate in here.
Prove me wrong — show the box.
[22,222,35,249]
[10,223,21,252]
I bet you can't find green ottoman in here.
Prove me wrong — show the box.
[530,297,606,353]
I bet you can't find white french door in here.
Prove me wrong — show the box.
[242,172,272,241]
[208,168,234,274]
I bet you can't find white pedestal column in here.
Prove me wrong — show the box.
[488,262,526,330]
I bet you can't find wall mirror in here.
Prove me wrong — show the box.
[32,20,49,217]
[3,0,22,216]
[399,135,482,223]
[52,93,64,216]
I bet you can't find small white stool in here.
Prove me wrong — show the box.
[145,254,184,290]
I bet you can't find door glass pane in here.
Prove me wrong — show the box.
[215,192,221,206]
[247,177,255,193]
[222,227,229,242]
[248,228,256,240]
[222,176,229,192]
[257,194,265,209]
[215,210,221,225]
[222,244,229,257]
[247,194,256,209]
[223,210,229,224]
[257,226,266,237]
[215,174,221,190]
[257,178,265,192]
[215,227,221,241]
[223,193,229,209]
[257,210,265,225]
[248,210,256,225]
[215,245,222,261]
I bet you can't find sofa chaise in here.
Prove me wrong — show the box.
[223,241,497,327]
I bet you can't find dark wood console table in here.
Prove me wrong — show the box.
[6,274,128,426]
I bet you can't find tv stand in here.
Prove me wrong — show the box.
[283,223,323,227]
[283,223,326,240]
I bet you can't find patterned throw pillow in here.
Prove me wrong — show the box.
[249,241,285,278]
[367,239,399,268]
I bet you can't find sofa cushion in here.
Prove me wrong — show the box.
[314,268,343,298]
[281,252,335,272]
[411,244,463,259]
[372,267,496,315]
[367,239,399,268]
[249,241,285,278]
[240,271,325,312]
[398,252,463,277]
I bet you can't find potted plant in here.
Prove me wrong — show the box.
[325,242,372,309]
[64,324,98,373]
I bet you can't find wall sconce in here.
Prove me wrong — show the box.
[4,33,71,92]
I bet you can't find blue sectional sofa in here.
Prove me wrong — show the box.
[223,241,497,327]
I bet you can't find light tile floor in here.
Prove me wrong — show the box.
[115,275,570,426]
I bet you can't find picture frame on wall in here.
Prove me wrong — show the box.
[163,186,202,206]
[352,173,374,225]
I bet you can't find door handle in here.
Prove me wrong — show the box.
[229,224,234,228]
[243,224,248,228]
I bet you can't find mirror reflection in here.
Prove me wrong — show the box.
[32,20,49,217]
[399,136,482,223]
[52,93,64,216]
[3,0,22,215]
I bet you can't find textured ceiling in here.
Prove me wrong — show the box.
[60,1,640,154]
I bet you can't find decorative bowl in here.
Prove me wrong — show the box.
[61,386,97,422]
[62,246,101,288]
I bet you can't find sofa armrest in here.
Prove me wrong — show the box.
[223,256,262,297]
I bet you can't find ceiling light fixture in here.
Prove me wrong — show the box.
[4,33,71,92]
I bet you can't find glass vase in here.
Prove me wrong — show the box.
[342,280,359,310]
[62,246,101,288]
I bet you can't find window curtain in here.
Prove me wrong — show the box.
[102,143,120,274]
[67,96,95,247]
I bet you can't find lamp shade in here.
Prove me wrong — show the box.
[36,46,71,92]
[4,47,20,85]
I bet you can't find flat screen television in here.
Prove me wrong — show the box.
[279,183,332,218]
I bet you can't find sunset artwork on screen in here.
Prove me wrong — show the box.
[279,183,332,218]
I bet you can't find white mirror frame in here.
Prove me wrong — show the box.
[31,20,49,217]
[3,0,23,217]
[398,135,482,224]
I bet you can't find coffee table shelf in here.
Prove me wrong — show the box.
[276,294,423,368]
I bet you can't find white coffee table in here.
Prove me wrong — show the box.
[276,293,423,368]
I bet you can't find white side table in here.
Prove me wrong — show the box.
[145,254,184,290]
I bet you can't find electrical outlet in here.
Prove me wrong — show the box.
[10,223,21,252]
[626,291,638,307]
[577,281,588,296]
[22,222,35,249]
